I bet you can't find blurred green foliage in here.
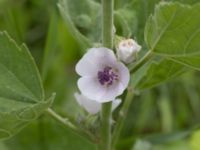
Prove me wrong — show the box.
[0,0,200,150]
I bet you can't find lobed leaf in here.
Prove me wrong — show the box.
[145,2,200,56]
[0,31,53,140]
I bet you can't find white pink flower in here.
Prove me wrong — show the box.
[75,47,130,102]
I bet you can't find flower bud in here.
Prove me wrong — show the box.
[117,39,141,64]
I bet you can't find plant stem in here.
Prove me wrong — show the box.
[102,0,114,48]
[46,108,94,142]
[47,108,77,129]
[100,0,114,149]
[100,103,112,150]
[112,88,134,148]
[129,51,153,74]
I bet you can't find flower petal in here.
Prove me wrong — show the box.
[75,47,117,76]
[99,82,125,103]
[74,93,101,114]
[77,76,106,102]
[116,62,130,88]
[112,99,121,111]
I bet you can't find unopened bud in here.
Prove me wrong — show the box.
[117,39,141,64]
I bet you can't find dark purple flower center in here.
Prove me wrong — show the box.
[98,66,118,86]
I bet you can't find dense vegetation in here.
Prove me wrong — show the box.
[0,0,200,149]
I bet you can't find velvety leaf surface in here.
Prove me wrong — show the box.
[170,55,200,71]
[0,32,53,140]
[140,2,200,90]
[145,2,200,56]
[132,59,185,90]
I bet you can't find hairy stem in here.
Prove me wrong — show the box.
[100,103,112,150]
[102,0,114,48]
[99,0,114,149]
[112,88,134,148]
[46,108,94,142]
[47,108,77,129]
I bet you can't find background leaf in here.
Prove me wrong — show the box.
[58,0,97,50]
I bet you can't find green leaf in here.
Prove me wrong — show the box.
[131,0,161,43]
[4,118,95,150]
[133,59,185,90]
[145,2,200,56]
[170,55,200,71]
[58,0,99,49]
[114,9,137,37]
[0,31,53,140]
